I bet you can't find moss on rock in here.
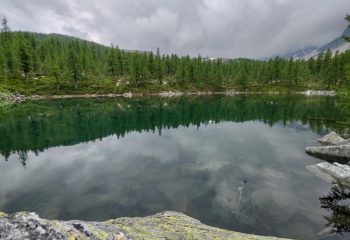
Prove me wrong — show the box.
[106,211,289,240]
[0,211,290,240]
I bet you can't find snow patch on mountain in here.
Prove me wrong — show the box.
[282,27,350,60]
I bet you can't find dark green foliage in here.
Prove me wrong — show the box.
[0,17,350,94]
[343,15,350,42]
[19,39,31,83]
[68,48,82,89]
[0,95,349,162]
[320,183,350,234]
[343,16,350,86]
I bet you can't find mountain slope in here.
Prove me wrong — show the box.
[283,27,350,59]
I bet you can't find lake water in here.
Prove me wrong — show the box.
[0,95,349,240]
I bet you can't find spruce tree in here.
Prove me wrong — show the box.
[19,41,31,83]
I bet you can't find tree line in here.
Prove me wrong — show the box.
[0,16,350,93]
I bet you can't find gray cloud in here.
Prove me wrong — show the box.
[0,0,349,58]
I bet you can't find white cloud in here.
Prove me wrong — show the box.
[0,0,349,58]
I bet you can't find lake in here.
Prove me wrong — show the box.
[0,95,349,240]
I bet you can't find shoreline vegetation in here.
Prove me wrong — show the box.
[0,90,339,104]
[0,89,340,103]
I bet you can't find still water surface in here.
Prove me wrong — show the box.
[0,95,349,239]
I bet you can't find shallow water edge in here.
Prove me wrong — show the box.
[0,89,337,103]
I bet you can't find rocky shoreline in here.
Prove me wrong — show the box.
[0,92,26,103]
[0,211,289,240]
[305,132,350,186]
[0,89,337,103]
[301,90,336,96]
[20,91,282,101]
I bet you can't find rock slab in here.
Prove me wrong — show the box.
[305,144,350,162]
[0,211,290,240]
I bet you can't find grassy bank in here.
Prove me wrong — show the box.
[0,76,346,97]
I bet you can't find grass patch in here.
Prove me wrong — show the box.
[0,77,347,96]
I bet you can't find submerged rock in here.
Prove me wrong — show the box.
[306,165,335,184]
[315,162,350,187]
[306,132,350,186]
[0,211,290,240]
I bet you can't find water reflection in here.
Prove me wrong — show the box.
[0,95,349,240]
[0,123,335,239]
[320,182,350,236]
[0,95,349,166]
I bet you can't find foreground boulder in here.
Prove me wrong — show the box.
[306,132,350,186]
[0,211,289,240]
[306,132,350,163]
[305,144,350,163]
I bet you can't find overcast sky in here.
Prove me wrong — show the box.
[1,0,349,58]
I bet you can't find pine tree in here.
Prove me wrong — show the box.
[236,68,248,89]
[1,17,10,40]
[322,49,332,87]
[343,15,350,42]
[68,48,81,89]
[107,45,118,80]
[1,16,18,79]
[19,41,31,83]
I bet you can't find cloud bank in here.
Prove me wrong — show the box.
[0,0,349,58]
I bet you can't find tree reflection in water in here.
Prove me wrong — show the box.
[1,95,349,167]
[320,182,350,235]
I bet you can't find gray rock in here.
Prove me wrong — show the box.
[305,145,350,163]
[303,90,336,96]
[0,211,290,240]
[305,165,335,184]
[0,212,128,240]
[318,132,345,146]
[317,162,350,179]
[334,139,350,146]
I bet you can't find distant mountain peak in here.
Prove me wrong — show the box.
[281,26,350,60]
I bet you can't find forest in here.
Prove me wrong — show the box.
[0,16,350,95]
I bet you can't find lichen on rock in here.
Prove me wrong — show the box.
[106,211,288,240]
[0,211,290,240]
[0,212,129,240]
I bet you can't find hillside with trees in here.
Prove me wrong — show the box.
[0,16,350,95]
